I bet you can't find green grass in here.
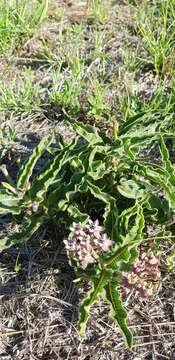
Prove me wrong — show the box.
[0,0,112,117]
[1,0,175,129]
[87,79,110,121]
[0,69,42,111]
[90,0,110,24]
[0,123,16,160]
[50,53,85,115]
[48,5,112,118]
[135,0,175,75]
[123,47,143,72]
[0,0,48,55]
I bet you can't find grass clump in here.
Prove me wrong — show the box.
[0,0,48,55]
[87,79,111,121]
[50,54,85,115]
[135,0,175,75]
[0,70,42,112]
[90,0,110,24]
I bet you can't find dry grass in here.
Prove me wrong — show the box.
[0,231,174,359]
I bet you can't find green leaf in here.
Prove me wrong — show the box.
[14,253,21,273]
[73,122,103,146]
[104,199,119,242]
[104,203,145,268]
[78,271,110,336]
[67,204,89,223]
[2,182,18,195]
[88,160,108,180]
[17,135,53,189]
[159,135,175,186]
[0,215,43,249]
[28,140,77,203]
[57,173,85,210]
[120,202,145,246]
[87,146,110,180]
[105,282,133,348]
[0,189,23,214]
[118,112,146,136]
[140,164,175,208]
[117,180,145,199]
[86,178,118,241]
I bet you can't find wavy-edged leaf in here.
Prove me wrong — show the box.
[120,203,145,245]
[120,203,144,265]
[105,282,133,348]
[73,122,103,146]
[159,135,175,186]
[88,145,109,166]
[67,204,89,223]
[88,160,108,180]
[17,135,53,190]
[57,173,85,210]
[0,215,43,249]
[117,180,145,199]
[2,182,19,195]
[104,199,119,242]
[104,203,145,268]
[118,112,146,136]
[78,271,110,336]
[140,164,175,208]
[28,139,78,203]
[119,112,164,141]
[0,190,23,214]
[85,178,118,241]
[87,146,110,180]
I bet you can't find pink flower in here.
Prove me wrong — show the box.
[64,220,113,269]
[122,252,160,299]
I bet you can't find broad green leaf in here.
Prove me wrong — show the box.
[117,180,145,199]
[122,138,135,161]
[159,135,175,186]
[87,146,111,180]
[105,282,133,348]
[57,173,85,210]
[73,122,103,146]
[67,204,89,223]
[17,135,53,189]
[0,190,23,214]
[120,122,158,141]
[104,199,119,242]
[88,160,108,180]
[28,140,78,202]
[118,112,146,136]
[120,203,145,246]
[88,145,109,168]
[120,203,144,265]
[140,164,175,208]
[104,204,145,268]
[119,203,140,234]
[86,178,118,241]
[78,271,110,335]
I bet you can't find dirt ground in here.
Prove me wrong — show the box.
[0,1,175,359]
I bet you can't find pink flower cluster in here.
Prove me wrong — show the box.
[64,220,113,269]
[122,252,161,299]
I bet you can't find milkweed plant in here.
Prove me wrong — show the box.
[0,115,175,348]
